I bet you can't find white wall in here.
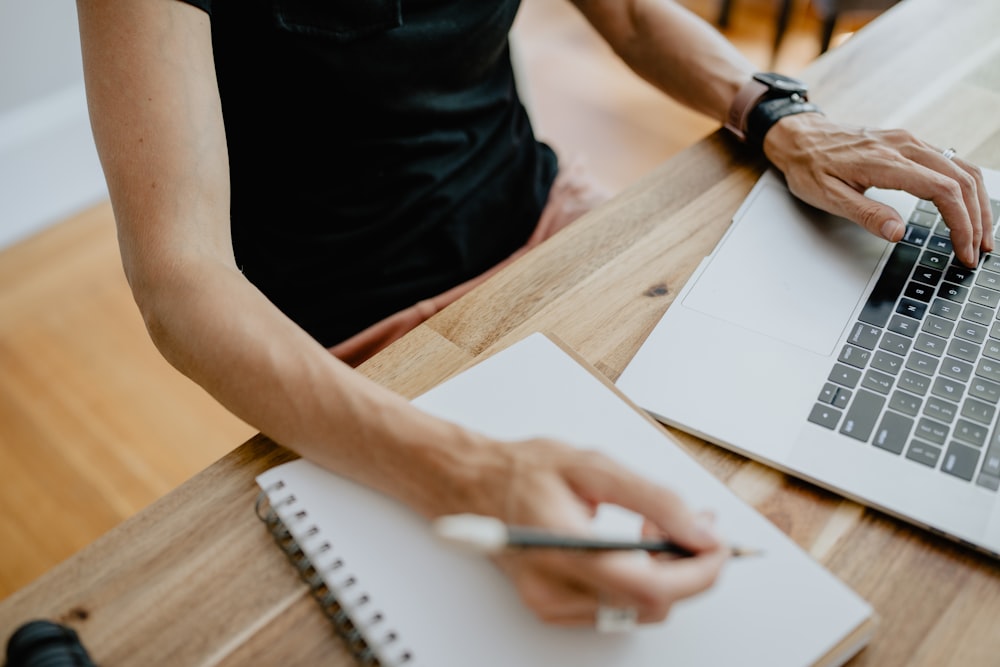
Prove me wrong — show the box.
[0,2,108,251]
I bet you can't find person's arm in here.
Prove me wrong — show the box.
[76,0,727,626]
[571,0,993,267]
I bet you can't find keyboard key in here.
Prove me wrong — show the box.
[840,389,885,442]
[927,235,953,254]
[899,370,931,396]
[909,208,937,227]
[944,265,976,287]
[923,396,957,423]
[916,417,949,445]
[939,356,973,382]
[916,200,938,215]
[906,440,942,467]
[808,403,842,430]
[829,363,862,388]
[929,297,960,320]
[889,390,922,416]
[969,287,1000,308]
[919,250,950,271]
[946,338,980,363]
[991,322,1000,340]
[975,270,1000,290]
[872,411,913,454]
[833,388,851,409]
[862,369,895,394]
[961,303,995,325]
[888,314,921,337]
[913,266,944,287]
[954,418,988,446]
[914,332,947,356]
[838,344,871,369]
[902,224,930,246]
[913,266,943,286]
[896,299,927,320]
[981,433,1000,476]
[941,442,981,481]
[922,314,955,338]
[904,282,934,302]
[848,322,883,350]
[976,358,1000,383]
[976,472,1000,491]
[879,331,912,356]
[955,321,987,344]
[871,350,904,375]
[859,244,921,327]
[819,384,852,410]
[937,282,970,303]
[982,254,1000,273]
[905,350,939,376]
[931,376,965,402]
[983,339,1000,360]
[960,399,995,428]
[969,377,1000,404]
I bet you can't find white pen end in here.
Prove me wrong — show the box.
[432,514,508,553]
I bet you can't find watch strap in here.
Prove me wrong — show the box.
[723,77,770,142]
[745,96,822,151]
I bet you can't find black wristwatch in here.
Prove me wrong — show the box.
[724,72,821,150]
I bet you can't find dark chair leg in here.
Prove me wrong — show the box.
[718,0,734,28]
[819,14,837,52]
[771,0,794,66]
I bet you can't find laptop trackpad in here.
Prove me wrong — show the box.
[683,182,889,356]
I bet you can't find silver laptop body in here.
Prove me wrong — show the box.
[617,168,1000,557]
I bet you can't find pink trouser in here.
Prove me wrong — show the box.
[329,160,610,367]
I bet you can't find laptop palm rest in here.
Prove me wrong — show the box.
[683,181,888,356]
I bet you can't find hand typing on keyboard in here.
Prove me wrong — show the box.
[809,195,1000,491]
[761,113,993,269]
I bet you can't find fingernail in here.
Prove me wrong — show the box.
[880,220,903,241]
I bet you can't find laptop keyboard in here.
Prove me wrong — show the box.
[809,197,1000,491]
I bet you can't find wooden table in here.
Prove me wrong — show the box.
[3,0,999,664]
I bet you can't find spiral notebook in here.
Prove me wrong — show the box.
[255,333,874,666]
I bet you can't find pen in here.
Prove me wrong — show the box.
[432,514,761,558]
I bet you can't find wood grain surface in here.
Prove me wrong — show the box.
[2,1,998,665]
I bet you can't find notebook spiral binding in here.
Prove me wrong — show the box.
[256,481,414,666]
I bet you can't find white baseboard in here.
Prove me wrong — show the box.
[0,83,109,252]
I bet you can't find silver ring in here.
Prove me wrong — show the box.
[942,147,957,161]
[596,604,639,633]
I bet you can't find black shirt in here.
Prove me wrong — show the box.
[173,0,557,345]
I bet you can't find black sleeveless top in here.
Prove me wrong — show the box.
[175,0,557,345]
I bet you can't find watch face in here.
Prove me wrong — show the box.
[753,72,808,94]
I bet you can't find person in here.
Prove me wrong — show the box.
[75,0,992,631]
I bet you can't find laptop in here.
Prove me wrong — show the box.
[616,167,1000,558]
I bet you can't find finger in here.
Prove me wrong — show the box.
[566,453,721,553]
[908,147,984,264]
[507,569,601,627]
[504,558,667,627]
[803,173,906,242]
[952,156,994,252]
[584,546,730,608]
[551,543,728,623]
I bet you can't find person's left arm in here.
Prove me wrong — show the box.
[569,0,993,267]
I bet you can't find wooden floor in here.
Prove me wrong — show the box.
[0,0,871,601]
